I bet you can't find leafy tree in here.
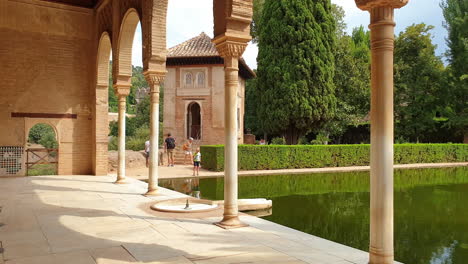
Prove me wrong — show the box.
[251,0,265,43]
[317,9,371,143]
[441,0,468,81]
[331,3,346,38]
[28,123,58,149]
[440,0,468,142]
[394,24,445,142]
[39,132,58,149]
[256,0,336,145]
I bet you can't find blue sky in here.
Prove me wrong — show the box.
[132,0,448,69]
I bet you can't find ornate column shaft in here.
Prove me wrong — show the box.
[355,1,408,263]
[214,38,249,229]
[144,71,166,195]
[114,83,130,184]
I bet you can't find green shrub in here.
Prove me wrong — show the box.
[201,144,468,171]
[270,137,286,145]
[108,123,164,151]
[108,136,118,151]
[28,123,58,148]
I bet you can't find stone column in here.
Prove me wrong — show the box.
[213,38,249,229]
[144,71,166,195]
[355,1,408,263]
[114,84,130,184]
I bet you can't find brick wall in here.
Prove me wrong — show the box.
[0,0,94,175]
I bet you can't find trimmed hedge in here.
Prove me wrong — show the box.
[200,144,468,171]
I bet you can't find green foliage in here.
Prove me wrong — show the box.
[250,0,265,43]
[440,0,468,139]
[28,124,58,149]
[108,136,118,151]
[27,164,57,176]
[441,0,468,82]
[320,24,370,140]
[256,0,336,144]
[311,132,329,145]
[394,24,445,142]
[201,144,468,171]
[39,133,58,149]
[126,125,150,151]
[270,137,286,145]
[108,122,163,151]
[244,75,263,135]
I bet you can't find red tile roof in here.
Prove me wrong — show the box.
[168,32,219,58]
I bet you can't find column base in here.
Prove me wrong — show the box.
[114,178,127,184]
[369,247,393,264]
[214,216,248,229]
[144,188,160,196]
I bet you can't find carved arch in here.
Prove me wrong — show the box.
[93,32,112,176]
[142,0,168,72]
[96,32,112,86]
[114,8,140,84]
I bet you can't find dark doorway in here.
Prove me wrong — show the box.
[187,102,201,140]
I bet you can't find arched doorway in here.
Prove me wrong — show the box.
[26,123,58,176]
[187,102,201,140]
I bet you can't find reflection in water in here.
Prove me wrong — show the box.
[161,177,200,198]
[159,167,468,264]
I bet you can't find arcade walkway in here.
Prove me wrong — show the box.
[0,175,383,264]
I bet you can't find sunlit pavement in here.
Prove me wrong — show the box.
[0,175,403,264]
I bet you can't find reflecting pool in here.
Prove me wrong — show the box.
[159,167,468,264]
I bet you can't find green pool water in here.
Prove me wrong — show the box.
[159,167,468,264]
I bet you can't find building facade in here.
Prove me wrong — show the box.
[163,33,254,145]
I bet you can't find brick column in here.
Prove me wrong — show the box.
[213,37,249,229]
[144,70,166,195]
[114,83,130,184]
[355,1,409,263]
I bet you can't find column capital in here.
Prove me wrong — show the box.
[144,70,167,87]
[113,83,131,97]
[355,0,409,11]
[213,33,250,58]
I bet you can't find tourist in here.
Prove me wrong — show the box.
[259,139,266,145]
[193,147,201,176]
[182,137,194,165]
[144,140,150,168]
[164,133,176,167]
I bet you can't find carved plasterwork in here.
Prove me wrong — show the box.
[144,70,166,87]
[214,39,247,58]
[113,83,131,97]
[355,0,409,10]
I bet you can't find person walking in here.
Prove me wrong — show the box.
[182,137,194,165]
[193,147,201,176]
[164,133,176,167]
[144,140,150,168]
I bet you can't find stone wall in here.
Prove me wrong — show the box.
[0,0,94,175]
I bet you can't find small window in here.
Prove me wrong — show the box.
[197,72,205,86]
[185,73,192,86]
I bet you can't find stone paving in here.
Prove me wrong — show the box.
[0,175,391,264]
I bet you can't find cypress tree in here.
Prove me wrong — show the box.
[256,0,336,144]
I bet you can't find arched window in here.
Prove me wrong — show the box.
[197,72,205,86]
[185,73,193,86]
